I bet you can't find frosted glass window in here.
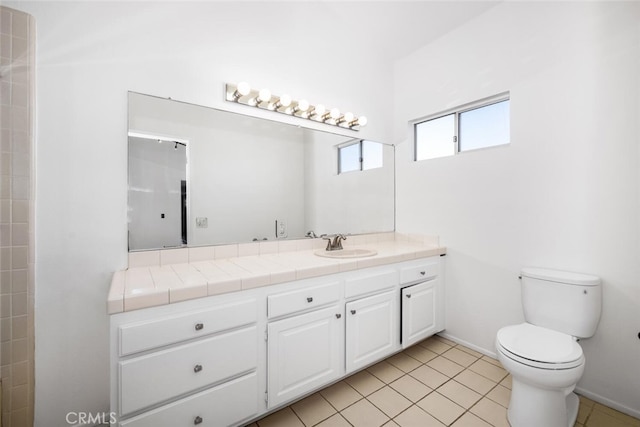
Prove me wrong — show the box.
[338,140,384,174]
[415,114,455,161]
[459,100,510,152]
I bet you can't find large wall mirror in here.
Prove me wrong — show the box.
[128,92,395,251]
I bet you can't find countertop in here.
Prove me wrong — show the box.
[108,233,446,314]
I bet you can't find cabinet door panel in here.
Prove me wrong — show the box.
[401,279,437,348]
[268,305,343,408]
[346,291,397,373]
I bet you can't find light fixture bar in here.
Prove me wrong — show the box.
[225,82,366,131]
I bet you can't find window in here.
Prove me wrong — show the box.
[338,140,383,174]
[414,93,510,161]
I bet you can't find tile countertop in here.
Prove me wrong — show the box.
[108,233,446,314]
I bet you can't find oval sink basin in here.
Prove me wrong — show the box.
[314,248,377,259]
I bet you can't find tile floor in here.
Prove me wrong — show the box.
[248,335,640,427]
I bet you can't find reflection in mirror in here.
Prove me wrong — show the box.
[128,92,395,251]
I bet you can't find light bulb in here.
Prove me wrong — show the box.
[256,88,271,106]
[357,116,368,127]
[343,112,354,123]
[279,94,292,108]
[295,99,310,113]
[312,104,326,118]
[236,82,251,96]
[330,108,340,120]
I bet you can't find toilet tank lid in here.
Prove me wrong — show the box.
[521,268,601,286]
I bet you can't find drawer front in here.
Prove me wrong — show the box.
[345,270,398,299]
[119,298,257,356]
[119,326,257,416]
[268,281,341,319]
[400,260,439,284]
[120,372,259,427]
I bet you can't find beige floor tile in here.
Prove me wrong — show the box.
[387,352,422,373]
[468,359,508,382]
[315,413,351,427]
[585,410,638,427]
[419,337,452,354]
[291,393,337,426]
[257,407,304,427]
[409,365,449,389]
[579,394,597,409]
[437,380,483,409]
[390,374,432,403]
[345,369,385,396]
[454,345,483,358]
[340,398,390,427]
[368,386,412,418]
[403,344,438,363]
[470,397,510,427]
[454,369,497,395]
[486,384,511,408]
[368,360,405,384]
[480,355,503,367]
[427,356,465,378]
[434,335,457,346]
[450,412,493,427]
[499,374,512,390]
[590,404,640,427]
[320,381,362,411]
[382,420,400,427]
[441,347,478,367]
[394,405,446,427]
[577,402,592,425]
[417,392,465,425]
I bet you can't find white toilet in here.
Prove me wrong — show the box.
[496,267,602,427]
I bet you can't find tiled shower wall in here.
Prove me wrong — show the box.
[0,7,35,427]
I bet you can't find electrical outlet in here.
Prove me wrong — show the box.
[276,219,287,238]
[196,217,208,228]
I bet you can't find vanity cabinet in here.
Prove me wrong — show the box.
[110,295,261,427]
[345,290,397,373]
[267,281,344,408]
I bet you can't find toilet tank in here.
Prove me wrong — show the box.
[521,268,602,338]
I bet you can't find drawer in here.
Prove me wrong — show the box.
[119,298,257,356]
[119,325,257,416]
[119,372,258,427]
[268,281,341,319]
[400,261,439,284]
[345,270,398,299]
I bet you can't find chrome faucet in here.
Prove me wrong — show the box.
[321,234,347,251]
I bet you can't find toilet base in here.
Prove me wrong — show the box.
[507,378,580,427]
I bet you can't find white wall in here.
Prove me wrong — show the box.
[3,2,394,425]
[394,1,640,417]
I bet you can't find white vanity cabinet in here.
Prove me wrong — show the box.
[266,281,344,408]
[400,258,445,348]
[110,294,262,427]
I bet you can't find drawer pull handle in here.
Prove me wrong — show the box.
[307,297,313,303]
[193,364,203,373]
[406,294,412,299]
[335,313,342,319]
[195,323,204,331]
[350,309,356,315]
[420,271,426,275]
[194,416,203,425]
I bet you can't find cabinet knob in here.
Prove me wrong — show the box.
[420,271,426,276]
[350,309,356,315]
[195,323,204,331]
[406,294,412,299]
[193,364,203,373]
[335,314,341,319]
[307,297,313,303]
[194,416,203,425]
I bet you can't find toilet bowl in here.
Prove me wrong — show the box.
[496,268,601,427]
[496,323,585,427]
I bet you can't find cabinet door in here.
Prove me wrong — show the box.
[345,291,397,373]
[401,279,437,348]
[268,305,343,408]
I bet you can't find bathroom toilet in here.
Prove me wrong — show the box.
[496,268,602,427]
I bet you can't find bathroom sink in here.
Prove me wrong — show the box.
[314,248,378,259]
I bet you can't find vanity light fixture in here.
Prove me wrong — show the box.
[225,82,366,130]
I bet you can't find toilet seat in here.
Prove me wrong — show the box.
[497,323,584,370]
